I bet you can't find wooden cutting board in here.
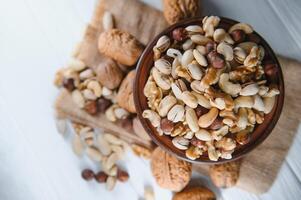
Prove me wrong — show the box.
[55,0,301,194]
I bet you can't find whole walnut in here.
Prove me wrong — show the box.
[98,29,143,66]
[163,0,200,25]
[209,160,241,188]
[151,147,192,191]
[116,70,136,113]
[172,187,216,200]
[95,58,124,90]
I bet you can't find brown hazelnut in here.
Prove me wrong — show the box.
[120,117,133,132]
[95,171,108,183]
[230,30,246,43]
[97,98,112,113]
[84,100,98,115]
[195,106,209,118]
[151,147,192,191]
[208,117,223,130]
[205,42,217,54]
[207,51,225,69]
[264,63,278,77]
[235,130,251,145]
[172,27,188,42]
[247,33,261,44]
[209,160,241,188]
[190,137,206,149]
[117,169,129,182]
[172,186,216,200]
[160,118,175,132]
[81,169,95,181]
[63,78,75,91]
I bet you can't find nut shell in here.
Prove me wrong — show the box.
[116,70,136,113]
[172,186,216,200]
[163,0,200,25]
[151,147,192,191]
[209,160,241,188]
[95,58,124,90]
[98,29,143,66]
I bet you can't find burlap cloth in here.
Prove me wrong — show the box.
[55,0,301,194]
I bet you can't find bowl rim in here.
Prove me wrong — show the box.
[134,16,285,164]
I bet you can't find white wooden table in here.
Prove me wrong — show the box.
[0,0,300,199]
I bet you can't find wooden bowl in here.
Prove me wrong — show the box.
[134,17,285,164]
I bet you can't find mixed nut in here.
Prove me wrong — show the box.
[143,16,280,161]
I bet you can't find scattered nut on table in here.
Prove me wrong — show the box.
[142,16,280,161]
[151,147,192,191]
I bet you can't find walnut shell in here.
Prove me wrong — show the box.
[209,160,241,188]
[98,29,144,66]
[172,187,216,200]
[163,0,200,25]
[95,58,124,90]
[116,70,136,113]
[151,147,192,191]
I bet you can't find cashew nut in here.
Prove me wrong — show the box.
[186,107,200,132]
[253,95,265,112]
[191,34,212,45]
[263,96,276,114]
[185,25,203,33]
[262,88,280,98]
[193,49,208,67]
[213,28,234,44]
[191,91,211,109]
[195,129,212,141]
[240,83,259,96]
[228,23,253,34]
[198,107,219,128]
[218,73,241,96]
[217,42,234,61]
[142,109,161,127]
[237,108,248,129]
[234,96,254,109]
[210,97,226,110]
[181,49,194,67]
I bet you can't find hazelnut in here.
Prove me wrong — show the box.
[190,137,206,149]
[195,106,209,118]
[235,130,251,145]
[120,117,133,132]
[230,30,246,43]
[172,186,216,200]
[95,171,108,183]
[205,42,217,54]
[63,78,75,91]
[172,27,188,42]
[97,98,112,113]
[84,100,98,115]
[208,117,223,130]
[81,169,95,181]
[160,118,175,132]
[209,160,241,188]
[117,169,129,182]
[264,63,278,77]
[247,33,261,44]
[207,51,225,69]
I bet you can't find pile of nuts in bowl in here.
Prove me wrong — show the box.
[142,16,280,161]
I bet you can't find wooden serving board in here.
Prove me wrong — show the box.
[55,0,301,194]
